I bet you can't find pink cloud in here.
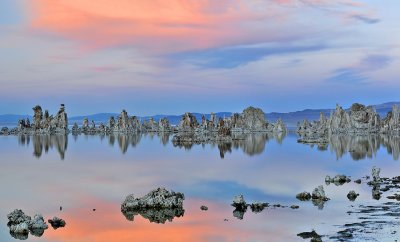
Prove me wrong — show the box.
[26,0,370,54]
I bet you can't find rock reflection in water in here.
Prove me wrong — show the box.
[19,133,285,159]
[302,135,400,161]
[122,208,185,224]
[19,134,68,160]
[173,133,284,158]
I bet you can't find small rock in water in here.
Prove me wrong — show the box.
[250,202,268,213]
[231,195,248,210]
[48,217,66,229]
[372,166,381,183]
[296,192,312,201]
[380,187,390,192]
[200,206,208,211]
[312,185,330,201]
[290,205,300,209]
[347,191,359,201]
[387,194,400,200]
[60,206,62,211]
[354,179,362,184]
[93,209,96,211]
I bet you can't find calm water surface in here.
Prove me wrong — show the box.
[1,133,400,241]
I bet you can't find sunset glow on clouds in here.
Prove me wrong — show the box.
[0,0,399,115]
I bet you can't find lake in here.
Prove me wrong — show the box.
[1,133,400,241]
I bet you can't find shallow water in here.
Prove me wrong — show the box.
[1,133,400,241]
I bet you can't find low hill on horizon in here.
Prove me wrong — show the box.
[1,102,399,128]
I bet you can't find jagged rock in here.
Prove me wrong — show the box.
[231,195,248,210]
[241,106,267,131]
[10,222,29,235]
[372,184,382,200]
[7,209,31,226]
[29,214,48,237]
[312,185,330,201]
[273,118,287,133]
[296,192,311,201]
[72,122,79,133]
[1,126,9,135]
[325,175,350,185]
[7,210,49,238]
[249,202,268,213]
[347,191,359,201]
[108,116,115,129]
[121,188,185,224]
[121,188,184,211]
[372,166,381,183]
[32,105,43,130]
[48,217,66,229]
[381,105,400,134]
[178,113,198,130]
[200,206,208,211]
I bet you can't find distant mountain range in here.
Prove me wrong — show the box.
[1,102,399,128]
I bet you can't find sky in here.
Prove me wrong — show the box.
[0,0,399,116]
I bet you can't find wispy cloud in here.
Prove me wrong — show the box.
[171,43,326,68]
[350,14,380,24]
[328,54,393,83]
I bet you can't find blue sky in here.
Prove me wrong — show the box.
[0,0,399,116]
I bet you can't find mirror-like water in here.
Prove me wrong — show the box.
[1,133,400,241]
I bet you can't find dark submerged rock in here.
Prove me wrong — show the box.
[48,217,66,229]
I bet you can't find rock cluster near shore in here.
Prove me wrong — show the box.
[297,103,400,143]
[6,209,65,240]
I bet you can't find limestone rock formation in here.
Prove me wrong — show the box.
[231,195,248,210]
[121,188,184,211]
[381,105,400,134]
[7,209,49,239]
[121,188,185,224]
[372,166,381,183]
[178,113,199,131]
[240,106,267,131]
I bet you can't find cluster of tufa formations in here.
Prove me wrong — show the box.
[1,104,68,135]
[297,103,400,143]
[0,105,287,142]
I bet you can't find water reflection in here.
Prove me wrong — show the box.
[19,133,286,159]
[18,133,400,160]
[122,208,185,224]
[302,134,400,161]
[18,134,68,160]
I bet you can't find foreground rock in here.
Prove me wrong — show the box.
[347,191,359,201]
[325,175,351,186]
[297,230,322,241]
[121,188,185,223]
[249,202,269,213]
[7,209,49,239]
[48,217,66,229]
[297,186,329,210]
[296,192,311,201]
